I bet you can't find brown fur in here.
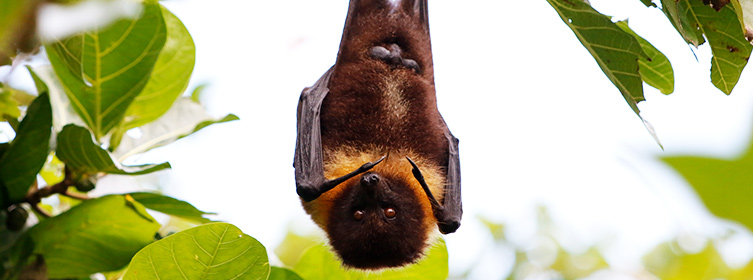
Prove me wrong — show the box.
[321,5,447,168]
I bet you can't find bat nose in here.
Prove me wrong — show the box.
[360,173,380,187]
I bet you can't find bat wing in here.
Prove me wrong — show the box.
[294,67,333,201]
[439,116,462,233]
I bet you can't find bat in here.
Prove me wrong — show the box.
[294,0,461,270]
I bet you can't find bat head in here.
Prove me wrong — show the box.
[325,170,434,269]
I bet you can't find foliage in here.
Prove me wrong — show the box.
[0,0,249,278]
[545,0,751,142]
[471,209,753,279]
[28,195,160,279]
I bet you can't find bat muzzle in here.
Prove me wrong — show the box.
[360,173,380,188]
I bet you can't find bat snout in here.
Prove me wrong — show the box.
[360,172,380,188]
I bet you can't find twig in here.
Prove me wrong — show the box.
[62,190,90,201]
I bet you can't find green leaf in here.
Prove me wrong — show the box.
[190,84,208,103]
[661,0,752,94]
[56,124,170,175]
[545,0,647,116]
[292,239,448,280]
[127,192,214,223]
[124,222,270,280]
[660,0,706,47]
[640,0,657,8]
[113,97,238,161]
[616,21,675,94]
[45,1,167,140]
[28,195,160,278]
[118,5,196,131]
[0,92,52,207]
[662,150,753,231]
[0,86,20,119]
[269,267,303,280]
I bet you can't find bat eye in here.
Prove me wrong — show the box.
[384,208,397,219]
[354,210,364,221]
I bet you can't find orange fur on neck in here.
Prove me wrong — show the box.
[302,146,444,234]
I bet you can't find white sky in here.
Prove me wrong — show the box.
[8,0,753,278]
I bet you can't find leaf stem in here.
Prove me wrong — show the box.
[62,190,90,200]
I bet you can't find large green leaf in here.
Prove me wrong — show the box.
[113,97,238,161]
[118,5,195,131]
[56,124,170,175]
[128,192,214,223]
[661,0,752,94]
[292,239,448,280]
[0,92,52,207]
[124,222,270,280]
[28,195,160,278]
[545,0,647,116]
[662,150,753,231]
[616,20,675,94]
[45,1,167,140]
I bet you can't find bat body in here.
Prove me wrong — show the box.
[294,0,461,269]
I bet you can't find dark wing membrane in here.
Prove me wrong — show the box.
[440,117,462,233]
[294,67,333,201]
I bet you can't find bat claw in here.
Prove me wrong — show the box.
[299,155,387,202]
[362,155,387,170]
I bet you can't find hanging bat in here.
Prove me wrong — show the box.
[294,0,461,270]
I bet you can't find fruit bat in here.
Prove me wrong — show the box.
[294,0,461,270]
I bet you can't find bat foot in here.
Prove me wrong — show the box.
[369,44,421,73]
